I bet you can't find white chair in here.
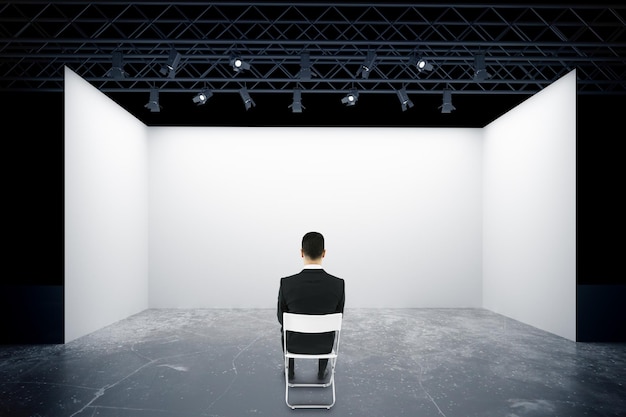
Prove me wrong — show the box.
[282,312,343,409]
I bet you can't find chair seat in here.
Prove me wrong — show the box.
[285,351,337,360]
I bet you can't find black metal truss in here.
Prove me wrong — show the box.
[1,1,625,100]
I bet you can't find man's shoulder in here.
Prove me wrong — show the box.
[324,272,344,282]
[279,273,300,286]
[315,269,342,280]
[281,272,301,281]
[281,270,344,281]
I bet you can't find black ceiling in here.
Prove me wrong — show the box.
[1,1,624,127]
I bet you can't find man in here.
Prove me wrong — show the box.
[277,231,345,380]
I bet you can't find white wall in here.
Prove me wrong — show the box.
[63,67,576,342]
[148,128,484,308]
[64,67,149,342]
[482,70,576,341]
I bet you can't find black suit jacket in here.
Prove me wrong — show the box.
[277,268,345,354]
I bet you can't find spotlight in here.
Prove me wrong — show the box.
[298,52,312,81]
[109,51,126,79]
[341,90,359,106]
[396,88,414,112]
[416,57,433,72]
[145,88,160,112]
[288,89,304,113]
[358,51,376,79]
[192,89,212,106]
[160,48,181,78]
[439,89,456,114]
[231,56,251,73]
[239,88,255,110]
[473,54,490,81]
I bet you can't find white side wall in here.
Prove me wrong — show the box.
[148,127,483,308]
[482,70,577,341]
[64,67,149,342]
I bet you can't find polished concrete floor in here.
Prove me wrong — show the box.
[1,308,625,417]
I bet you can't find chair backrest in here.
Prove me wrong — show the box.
[283,313,343,333]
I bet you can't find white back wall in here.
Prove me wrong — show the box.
[64,67,149,342]
[148,127,483,308]
[482,70,576,341]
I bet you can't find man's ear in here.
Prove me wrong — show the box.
[301,249,305,258]
[322,250,326,258]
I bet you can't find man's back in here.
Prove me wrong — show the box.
[277,267,345,354]
[279,269,345,314]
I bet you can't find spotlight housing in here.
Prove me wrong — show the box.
[145,88,160,112]
[358,51,376,79]
[239,88,255,110]
[160,48,181,78]
[439,89,456,114]
[288,89,305,113]
[109,51,126,79]
[473,54,490,81]
[231,56,251,73]
[341,90,359,106]
[396,88,414,112]
[192,89,213,106]
[416,57,433,72]
[298,52,312,81]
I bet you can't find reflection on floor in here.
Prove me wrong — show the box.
[1,308,625,417]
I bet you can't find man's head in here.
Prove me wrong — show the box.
[301,231,325,261]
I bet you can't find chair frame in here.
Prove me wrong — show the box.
[282,312,343,409]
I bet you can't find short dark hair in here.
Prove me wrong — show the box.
[302,232,325,259]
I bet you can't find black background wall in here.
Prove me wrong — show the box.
[0,90,623,344]
[1,91,64,344]
[576,94,625,342]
